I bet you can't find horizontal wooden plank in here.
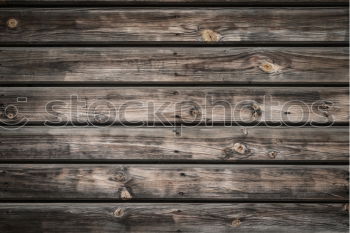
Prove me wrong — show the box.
[0,8,348,43]
[1,0,349,5]
[0,126,348,161]
[0,203,348,233]
[0,165,347,200]
[0,47,348,84]
[0,87,348,124]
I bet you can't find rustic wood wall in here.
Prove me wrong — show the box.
[0,0,348,232]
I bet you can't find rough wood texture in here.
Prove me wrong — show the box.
[0,47,348,84]
[0,203,348,233]
[0,126,348,161]
[0,164,347,200]
[1,0,348,5]
[0,87,347,124]
[0,8,348,43]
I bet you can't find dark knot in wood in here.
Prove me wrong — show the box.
[223,148,234,159]
[267,150,279,159]
[178,191,185,196]
[189,107,201,118]
[3,105,18,120]
[5,112,16,119]
[314,100,334,118]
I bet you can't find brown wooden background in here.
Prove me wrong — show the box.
[0,0,349,232]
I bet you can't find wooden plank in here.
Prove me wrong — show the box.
[0,126,348,161]
[1,0,349,6]
[0,8,348,43]
[0,47,348,84]
[0,87,348,124]
[0,203,348,233]
[0,164,347,200]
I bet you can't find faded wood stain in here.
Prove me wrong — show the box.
[0,2,348,233]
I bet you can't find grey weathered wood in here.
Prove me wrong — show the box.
[0,203,348,233]
[0,87,348,124]
[1,0,348,5]
[0,8,348,43]
[0,126,348,161]
[0,164,347,200]
[0,47,348,84]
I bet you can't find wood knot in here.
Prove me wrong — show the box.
[314,100,334,118]
[189,107,201,118]
[115,172,127,182]
[250,103,262,120]
[318,101,333,111]
[201,29,221,42]
[233,143,248,155]
[113,208,125,217]
[5,112,16,119]
[7,18,18,29]
[3,105,18,119]
[259,61,281,74]
[223,148,234,159]
[343,203,349,212]
[120,187,132,200]
[267,150,279,159]
[232,219,241,227]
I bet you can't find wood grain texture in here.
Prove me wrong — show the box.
[0,203,348,233]
[0,47,348,84]
[0,126,348,161]
[0,87,347,124]
[0,164,347,200]
[1,0,349,5]
[0,8,348,43]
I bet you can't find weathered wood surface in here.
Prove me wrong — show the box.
[0,126,348,161]
[0,8,348,43]
[0,165,347,200]
[0,203,348,233]
[0,87,348,124]
[0,47,348,84]
[1,0,348,5]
